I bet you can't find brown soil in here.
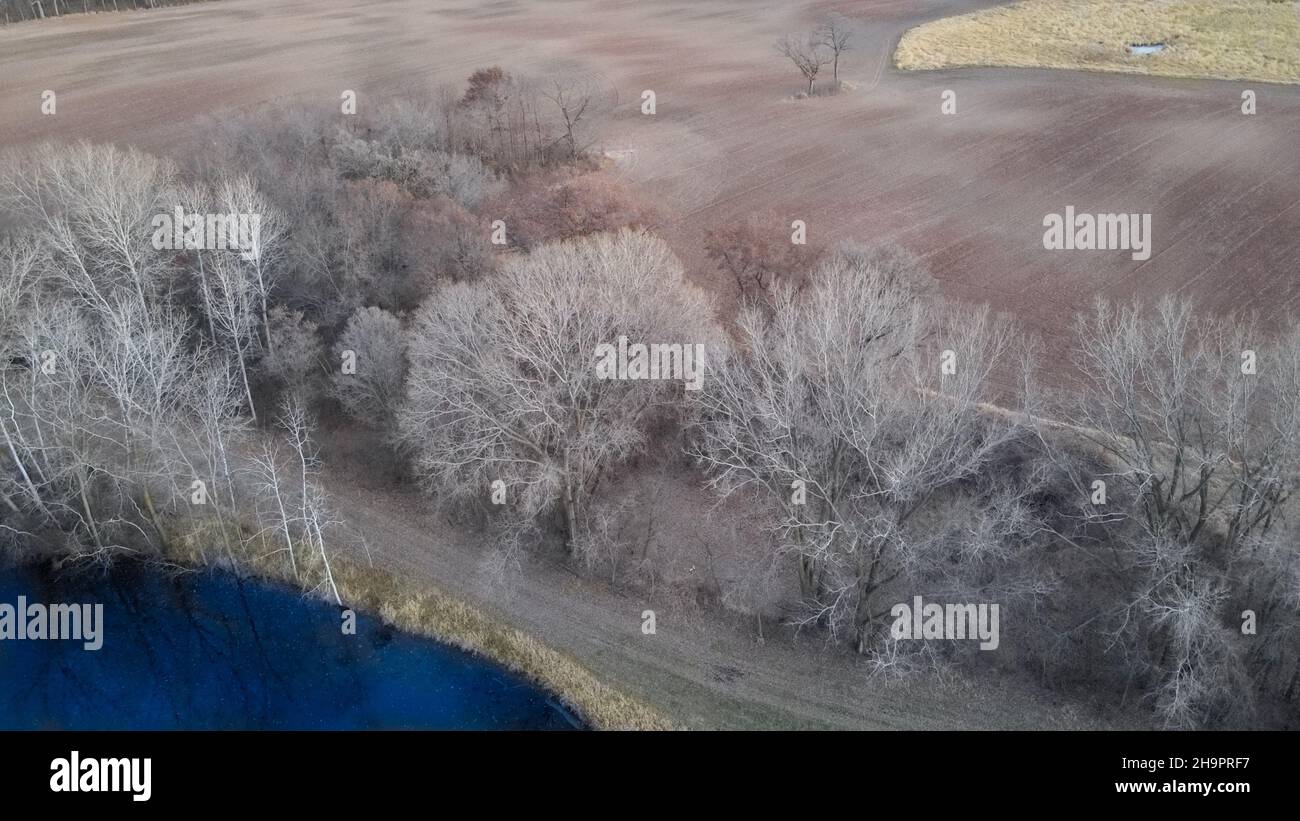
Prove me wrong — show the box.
[4,0,1297,354]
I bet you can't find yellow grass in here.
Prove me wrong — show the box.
[896,0,1300,84]
[164,524,673,731]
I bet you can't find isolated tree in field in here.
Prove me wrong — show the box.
[692,244,1042,653]
[397,229,718,561]
[777,33,832,95]
[816,14,854,86]
[331,306,407,426]
[1047,297,1300,726]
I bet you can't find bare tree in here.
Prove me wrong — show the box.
[816,13,854,87]
[202,250,263,421]
[1045,297,1300,726]
[540,76,596,163]
[257,306,323,401]
[397,229,719,559]
[177,182,219,341]
[278,394,341,604]
[0,142,180,316]
[216,173,286,352]
[0,144,262,563]
[4,301,123,558]
[249,434,300,580]
[703,211,820,306]
[777,33,832,96]
[692,244,1044,653]
[330,306,407,427]
[82,296,199,549]
[164,358,250,562]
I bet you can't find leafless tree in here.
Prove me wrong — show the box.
[1044,297,1300,726]
[249,434,300,580]
[257,306,324,401]
[83,296,199,548]
[277,394,341,604]
[177,182,219,341]
[331,306,407,427]
[703,211,821,306]
[216,173,286,352]
[816,13,854,86]
[540,76,594,162]
[777,33,832,96]
[0,144,255,563]
[164,358,250,562]
[4,300,126,558]
[202,250,263,421]
[692,244,1044,653]
[397,229,719,560]
[0,142,180,316]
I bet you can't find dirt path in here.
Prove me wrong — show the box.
[319,453,1128,730]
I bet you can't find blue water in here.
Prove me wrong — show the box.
[0,562,581,730]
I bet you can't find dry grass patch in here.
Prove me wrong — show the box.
[896,0,1300,84]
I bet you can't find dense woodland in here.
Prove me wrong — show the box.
[0,66,1297,729]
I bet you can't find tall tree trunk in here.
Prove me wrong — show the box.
[237,351,257,422]
[196,252,217,340]
[141,485,170,550]
[1,422,51,517]
[310,516,341,605]
[76,468,104,552]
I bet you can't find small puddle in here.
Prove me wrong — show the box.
[1128,43,1166,56]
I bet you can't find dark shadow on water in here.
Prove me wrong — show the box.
[0,561,582,730]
